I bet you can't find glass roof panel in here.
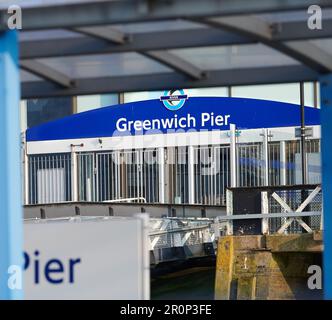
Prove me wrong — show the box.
[310,38,332,55]
[36,52,173,78]
[19,29,83,41]
[20,69,43,82]
[169,44,300,71]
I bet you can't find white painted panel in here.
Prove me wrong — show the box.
[27,126,321,155]
[24,215,149,300]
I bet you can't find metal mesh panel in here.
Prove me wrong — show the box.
[268,188,322,233]
[78,149,159,202]
[142,149,159,203]
[286,139,321,185]
[237,143,264,187]
[167,147,189,204]
[28,153,71,204]
[120,150,140,199]
[176,147,189,204]
[194,145,230,205]
[215,146,230,205]
[96,152,121,201]
[149,218,213,249]
[194,146,214,205]
[268,142,281,186]
[78,153,96,201]
[307,139,321,184]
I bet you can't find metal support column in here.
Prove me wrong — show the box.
[261,191,269,234]
[158,147,165,203]
[230,124,237,188]
[280,141,287,185]
[71,149,78,202]
[300,82,307,185]
[226,189,233,235]
[321,73,332,299]
[188,145,195,204]
[262,128,269,186]
[0,30,23,299]
[23,144,29,205]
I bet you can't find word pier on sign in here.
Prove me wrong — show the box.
[116,112,231,132]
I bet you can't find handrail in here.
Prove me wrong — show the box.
[103,197,147,203]
[216,211,321,221]
[149,225,210,236]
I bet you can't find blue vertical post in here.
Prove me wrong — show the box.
[321,74,332,299]
[0,30,23,299]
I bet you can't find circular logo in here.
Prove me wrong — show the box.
[160,89,188,111]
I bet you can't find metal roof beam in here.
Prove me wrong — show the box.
[272,19,332,41]
[20,28,251,59]
[142,50,206,80]
[72,26,132,44]
[19,17,332,60]
[21,65,318,99]
[20,60,74,88]
[1,0,332,31]
[202,15,332,73]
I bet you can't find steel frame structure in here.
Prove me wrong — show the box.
[0,0,331,98]
[0,0,332,299]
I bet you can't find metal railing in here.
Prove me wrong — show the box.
[149,217,214,250]
[215,184,323,236]
[24,137,321,206]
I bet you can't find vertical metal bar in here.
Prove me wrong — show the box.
[176,147,179,202]
[215,146,219,205]
[230,123,237,187]
[193,147,197,203]
[115,152,119,199]
[68,154,71,201]
[314,81,318,109]
[300,82,307,185]
[0,30,22,299]
[238,145,242,186]
[226,189,233,235]
[71,149,78,201]
[211,146,214,205]
[261,191,269,234]
[34,156,37,204]
[51,155,54,203]
[146,150,149,202]
[263,129,269,186]
[106,153,109,200]
[320,74,332,299]
[77,154,80,200]
[146,150,149,201]
[29,157,32,204]
[280,141,287,185]
[97,153,100,201]
[188,145,195,204]
[228,86,232,97]
[23,140,29,205]
[158,147,165,203]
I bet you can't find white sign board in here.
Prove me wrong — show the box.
[24,215,149,300]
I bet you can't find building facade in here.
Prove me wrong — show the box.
[23,95,321,206]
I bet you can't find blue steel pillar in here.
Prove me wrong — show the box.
[321,74,332,300]
[0,30,23,299]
